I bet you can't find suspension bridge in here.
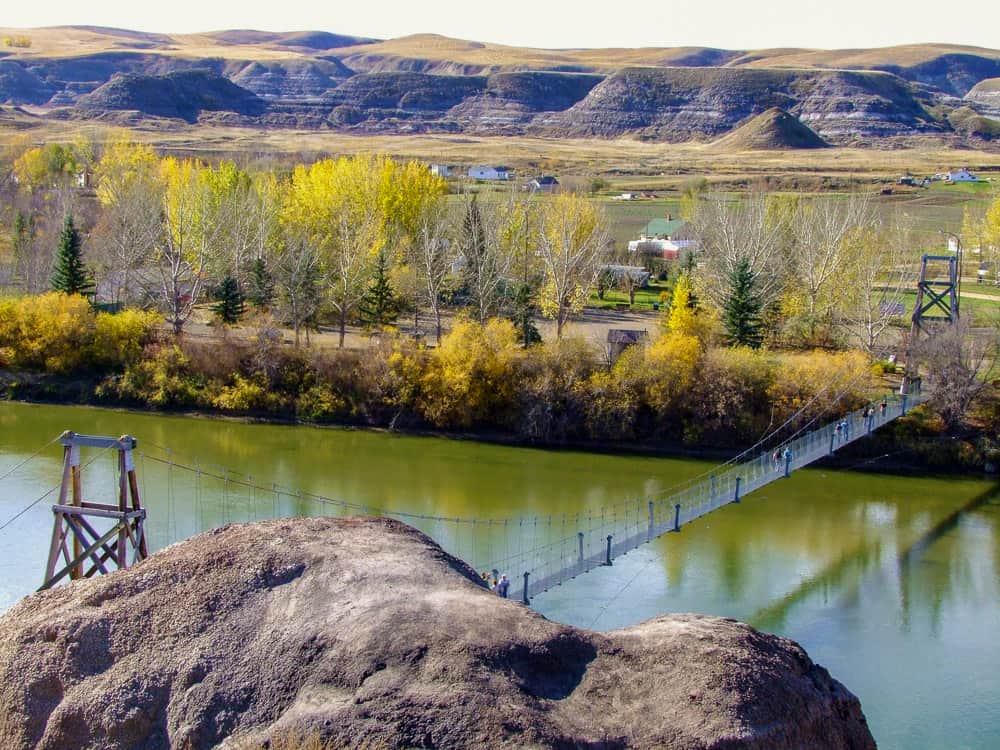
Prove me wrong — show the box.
[0,251,957,606]
[0,381,927,605]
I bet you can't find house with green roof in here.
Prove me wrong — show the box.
[641,218,687,239]
[627,215,697,259]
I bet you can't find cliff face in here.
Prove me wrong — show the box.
[535,67,939,142]
[0,517,876,750]
[1,29,998,144]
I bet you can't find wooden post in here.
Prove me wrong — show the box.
[41,432,148,591]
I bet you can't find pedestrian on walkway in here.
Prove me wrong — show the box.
[496,574,510,598]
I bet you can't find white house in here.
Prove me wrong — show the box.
[430,164,452,178]
[946,168,979,182]
[468,165,511,181]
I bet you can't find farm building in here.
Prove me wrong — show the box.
[606,329,649,363]
[528,175,560,192]
[627,217,698,260]
[468,166,512,181]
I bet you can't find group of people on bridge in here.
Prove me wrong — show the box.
[481,571,510,598]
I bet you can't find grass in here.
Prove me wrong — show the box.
[900,288,1000,325]
[588,280,671,311]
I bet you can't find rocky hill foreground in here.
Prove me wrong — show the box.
[0,26,999,145]
[0,517,876,750]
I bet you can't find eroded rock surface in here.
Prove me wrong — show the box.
[0,518,877,750]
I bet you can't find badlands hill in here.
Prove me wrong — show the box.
[0,25,998,144]
[0,517,877,749]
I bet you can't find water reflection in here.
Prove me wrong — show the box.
[2,402,999,749]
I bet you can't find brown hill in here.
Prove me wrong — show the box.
[0,517,876,750]
[1,26,998,143]
[715,107,829,149]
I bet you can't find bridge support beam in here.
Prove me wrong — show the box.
[577,532,584,569]
[733,477,741,504]
[673,503,681,532]
[522,572,530,605]
[605,535,613,566]
[648,502,655,540]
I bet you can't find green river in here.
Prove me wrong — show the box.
[1,401,999,749]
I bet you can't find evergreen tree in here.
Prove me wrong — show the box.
[213,275,245,325]
[51,214,93,296]
[246,257,275,312]
[509,282,542,347]
[358,251,399,328]
[12,210,33,263]
[722,257,763,348]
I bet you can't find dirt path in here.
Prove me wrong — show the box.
[176,305,664,351]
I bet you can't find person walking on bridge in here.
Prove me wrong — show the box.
[496,574,510,598]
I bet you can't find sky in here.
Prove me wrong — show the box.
[4,0,1000,51]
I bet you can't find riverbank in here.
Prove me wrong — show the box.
[1,368,990,477]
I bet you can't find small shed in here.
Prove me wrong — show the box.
[606,328,649,363]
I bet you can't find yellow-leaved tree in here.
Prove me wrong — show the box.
[157,157,219,334]
[282,155,392,346]
[666,273,698,337]
[418,317,520,427]
[536,193,609,338]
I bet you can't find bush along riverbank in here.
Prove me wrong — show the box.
[2,292,995,468]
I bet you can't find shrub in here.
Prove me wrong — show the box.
[685,346,775,445]
[767,349,874,425]
[213,375,284,413]
[0,293,93,373]
[296,384,348,422]
[418,317,521,428]
[90,309,161,369]
[114,344,213,408]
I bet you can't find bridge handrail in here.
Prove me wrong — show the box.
[501,380,926,603]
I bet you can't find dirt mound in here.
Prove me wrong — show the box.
[0,517,876,750]
[715,107,829,149]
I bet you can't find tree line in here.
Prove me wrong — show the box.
[2,138,610,346]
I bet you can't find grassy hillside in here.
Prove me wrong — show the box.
[3,26,998,73]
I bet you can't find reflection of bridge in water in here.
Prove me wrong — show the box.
[8,381,925,605]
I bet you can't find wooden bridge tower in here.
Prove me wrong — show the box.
[40,432,148,591]
[902,253,960,393]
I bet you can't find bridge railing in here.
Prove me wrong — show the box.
[500,380,925,603]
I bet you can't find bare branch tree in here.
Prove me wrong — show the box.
[791,192,875,340]
[691,191,790,312]
[913,318,997,428]
[841,217,915,355]
[274,227,321,347]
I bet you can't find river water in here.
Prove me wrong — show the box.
[1,401,998,749]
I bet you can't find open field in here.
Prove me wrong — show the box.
[4,118,1000,179]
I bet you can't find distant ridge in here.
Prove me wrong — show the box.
[714,107,829,150]
[0,25,997,144]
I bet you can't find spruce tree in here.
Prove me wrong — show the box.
[246,257,274,312]
[12,210,33,264]
[722,256,764,348]
[509,282,542,347]
[358,252,399,328]
[213,275,245,324]
[51,214,93,296]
